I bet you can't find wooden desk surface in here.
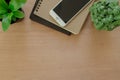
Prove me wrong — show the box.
[0,0,120,80]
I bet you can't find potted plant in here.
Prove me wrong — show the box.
[89,0,120,31]
[0,0,27,31]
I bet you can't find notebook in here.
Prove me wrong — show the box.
[30,0,95,35]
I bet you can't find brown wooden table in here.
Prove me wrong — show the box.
[0,0,120,80]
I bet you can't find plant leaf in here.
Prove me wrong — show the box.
[0,8,7,15]
[13,10,24,18]
[0,15,2,19]
[9,0,27,11]
[0,0,9,9]
[12,16,17,22]
[0,0,8,15]
[2,13,13,31]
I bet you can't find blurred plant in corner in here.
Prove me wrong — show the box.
[0,0,27,31]
[90,0,120,31]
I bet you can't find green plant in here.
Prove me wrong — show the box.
[90,0,120,31]
[0,0,27,31]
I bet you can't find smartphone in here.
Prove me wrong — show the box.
[49,0,92,27]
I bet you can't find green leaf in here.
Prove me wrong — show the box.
[0,8,7,15]
[2,13,13,31]
[106,0,118,2]
[0,0,8,15]
[13,10,24,18]
[12,16,17,22]
[9,0,27,11]
[0,15,3,19]
[0,0,9,9]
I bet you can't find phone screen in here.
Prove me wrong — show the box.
[53,0,90,23]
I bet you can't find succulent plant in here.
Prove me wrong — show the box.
[90,0,120,31]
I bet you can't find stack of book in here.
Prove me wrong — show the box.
[30,0,95,35]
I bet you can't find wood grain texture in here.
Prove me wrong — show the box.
[0,0,120,80]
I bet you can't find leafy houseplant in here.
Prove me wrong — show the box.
[90,0,120,31]
[0,0,27,31]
